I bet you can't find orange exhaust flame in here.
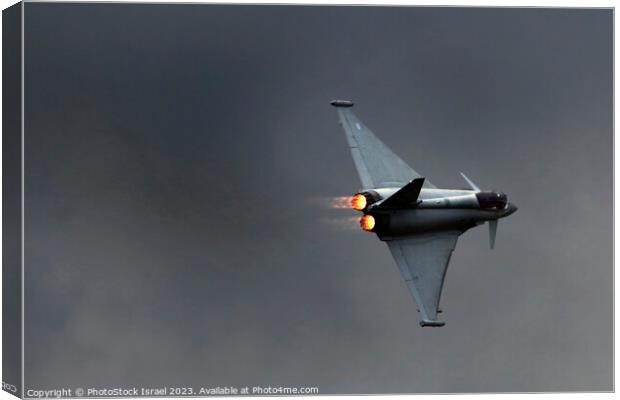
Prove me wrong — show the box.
[329,196,354,209]
[360,214,376,231]
[351,194,367,211]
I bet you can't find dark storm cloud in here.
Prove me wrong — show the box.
[22,4,612,393]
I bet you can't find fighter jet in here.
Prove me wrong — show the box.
[331,100,517,327]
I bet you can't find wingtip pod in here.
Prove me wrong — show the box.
[420,320,445,328]
[330,99,354,107]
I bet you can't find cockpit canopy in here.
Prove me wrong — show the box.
[476,191,507,210]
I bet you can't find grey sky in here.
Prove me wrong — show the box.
[22,4,612,393]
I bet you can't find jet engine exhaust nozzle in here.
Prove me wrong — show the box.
[351,194,367,211]
[351,190,382,211]
[360,214,376,232]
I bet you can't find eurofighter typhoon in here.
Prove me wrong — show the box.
[331,100,518,327]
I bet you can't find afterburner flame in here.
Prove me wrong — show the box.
[329,196,352,209]
[360,214,376,231]
[351,194,367,211]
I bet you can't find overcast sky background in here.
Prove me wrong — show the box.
[22,4,612,393]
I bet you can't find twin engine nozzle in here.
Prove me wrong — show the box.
[351,191,383,232]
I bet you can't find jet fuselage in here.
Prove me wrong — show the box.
[331,99,518,326]
[358,188,518,239]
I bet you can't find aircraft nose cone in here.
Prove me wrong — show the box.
[506,203,518,215]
